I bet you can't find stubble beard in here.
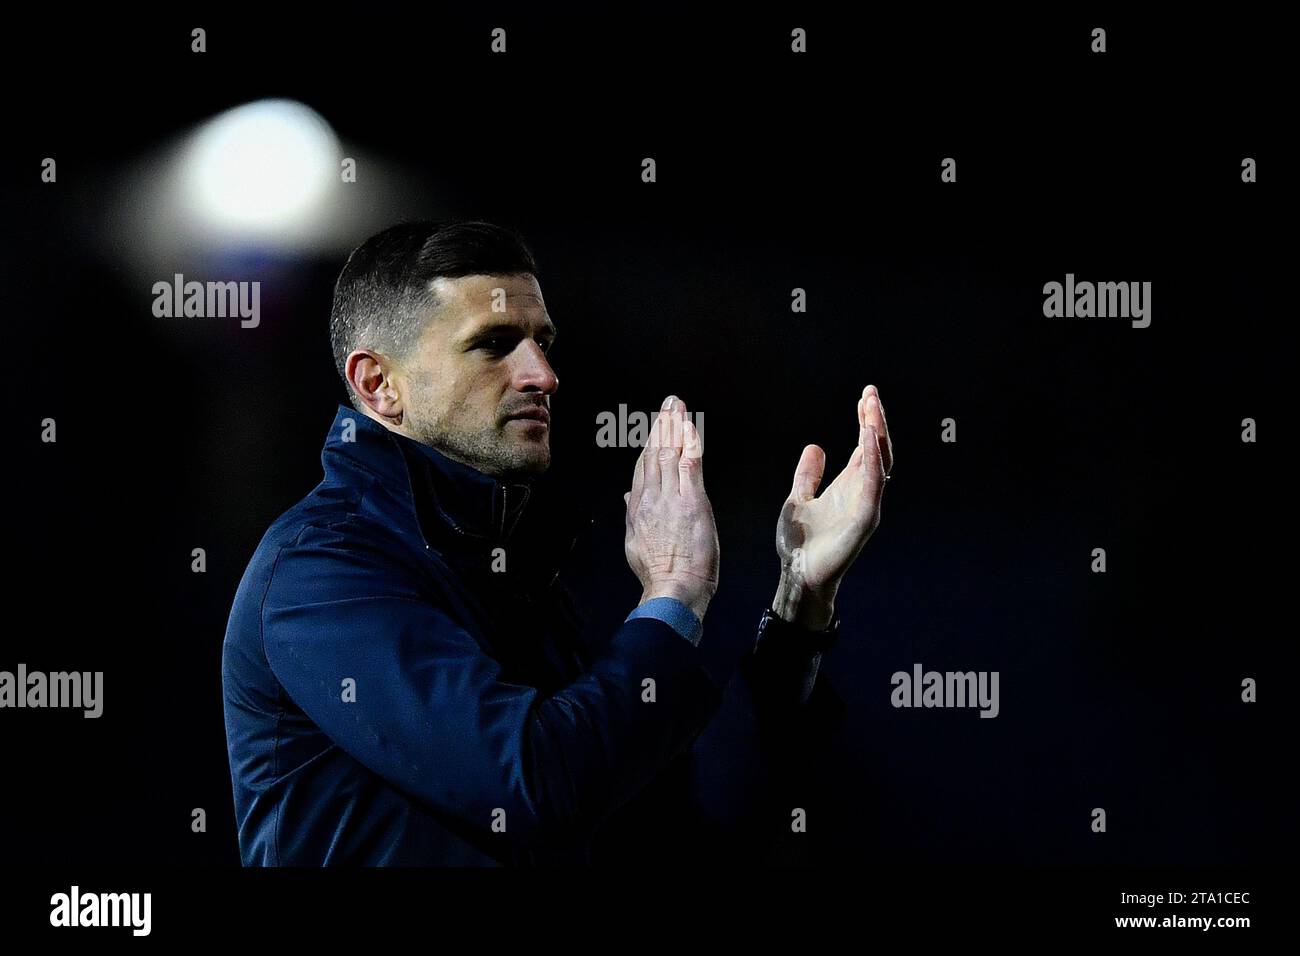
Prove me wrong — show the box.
[405,399,549,481]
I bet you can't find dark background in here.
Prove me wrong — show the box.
[2,9,1288,876]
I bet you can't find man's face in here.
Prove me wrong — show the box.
[395,273,558,480]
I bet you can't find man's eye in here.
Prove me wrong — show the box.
[480,338,513,353]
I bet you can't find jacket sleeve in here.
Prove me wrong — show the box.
[683,618,849,864]
[260,521,724,853]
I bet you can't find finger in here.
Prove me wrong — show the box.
[629,428,651,513]
[791,444,826,501]
[641,395,672,496]
[665,394,689,448]
[858,386,889,477]
[858,393,870,472]
[667,395,691,461]
[857,395,868,467]
[656,399,683,496]
[863,385,894,475]
[679,416,704,494]
[862,424,886,506]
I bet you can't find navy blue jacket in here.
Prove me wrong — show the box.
[222,405,845,865]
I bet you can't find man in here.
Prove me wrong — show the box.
[221,220,893,865]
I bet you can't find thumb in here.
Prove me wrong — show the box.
[791,444,826,501]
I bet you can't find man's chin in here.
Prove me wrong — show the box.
[498,461,549,482]
[497,439,550,480]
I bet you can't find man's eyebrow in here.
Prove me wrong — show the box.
[461,318,558,343]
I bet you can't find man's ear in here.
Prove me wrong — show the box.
[346,349,404,424]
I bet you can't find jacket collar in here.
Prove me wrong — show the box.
[322,403,535,541]
[320,404,583,580]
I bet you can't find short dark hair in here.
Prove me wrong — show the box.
[329,219,539,408]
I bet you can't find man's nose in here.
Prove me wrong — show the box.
[513,340,559,394]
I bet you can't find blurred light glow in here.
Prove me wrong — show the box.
[183,99,338,236]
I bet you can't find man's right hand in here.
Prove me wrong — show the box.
[623,395,719,623]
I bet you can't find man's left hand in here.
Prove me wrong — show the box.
[772,384,894,630]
